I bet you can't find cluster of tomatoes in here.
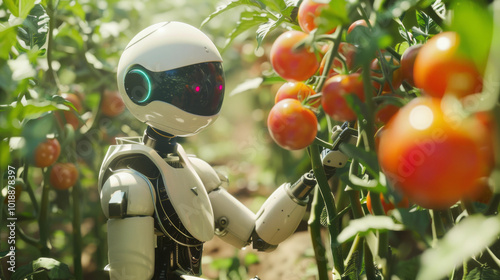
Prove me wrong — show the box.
[30,90,125,191]
[32,137,79,190]
[379,32,494,209]
[266,0,495,210]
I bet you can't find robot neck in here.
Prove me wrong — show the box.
[143,126,178,156]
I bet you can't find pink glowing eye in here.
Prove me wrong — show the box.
[195,86,201,92]
[219,85,223,90]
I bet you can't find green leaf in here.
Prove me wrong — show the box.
[16,98,68,120]
[3,0,37,19]
[19,0,37,19]
[223,11,268,52]
[338,143,379,176]
[201,0,265,27]
[394,256,420,280]
[17,4,49,50]
[337,215,405,243]
[449,0,493,71]
[229,77,264,96]
[259,0,286,12]
[11,257,74,280]
[466,266,500,280]
[256,17,283,48]
[0,26,18,60]
[317,0,349,34]
[0,251,9,258]
[3,0,19,17]
[55,22,84,49]
[416,215,500,280]
[391,208,430,236]
[59,0,85,20]
[339,171,387,193]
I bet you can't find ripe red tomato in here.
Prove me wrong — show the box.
[378,97,493,209]
[270,30,320,81]
[34,138,61,168]
[321,73,365,121]
[267,99,318,150]
[366,192,410,214]
[371,56,402,94]
[400,44,422,87]
[57,93,83,130]
[275,82,319,108]
[50,163,79,190]
[413,32,483,98]
[298,0,336,34]
[319,42,357,77]
[101,90,125,117]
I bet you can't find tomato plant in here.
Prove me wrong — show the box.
[371,55,402,94]
[33,138,61,168]
[50,163,79,190]
[269,30,320,81]
[321,73,365,121]
[267,99,318,150]
[274,82,319,108]
[378,97,493,209]
[298,0,336,34]
[319,42,357,77]
[413,32,483,98]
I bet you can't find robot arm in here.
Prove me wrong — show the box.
[100,170,156,280]
[190,123,357,252]
[190,157,318,251]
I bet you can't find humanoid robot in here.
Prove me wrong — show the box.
[98,21,352,280]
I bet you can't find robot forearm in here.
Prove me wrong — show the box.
[210,172,317,252]
[253,172,316,251]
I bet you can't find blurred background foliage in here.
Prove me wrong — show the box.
[0,0,305,279]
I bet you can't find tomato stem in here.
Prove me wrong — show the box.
[308,188,330,280]
[38,168,51,257]
[430,209,446,246]
[45,0,61,92]
[72,180,84,280]
[364,239,377,279]
[22,163,39,214]
[308,144,345,275]
[315,27,345,93]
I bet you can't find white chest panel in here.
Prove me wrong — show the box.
[99,143,214,242]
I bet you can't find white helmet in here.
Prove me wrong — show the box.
[117,21,225,136]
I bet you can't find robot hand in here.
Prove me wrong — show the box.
[251,122,358,251]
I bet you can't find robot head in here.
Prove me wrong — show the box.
[117,22,225,136]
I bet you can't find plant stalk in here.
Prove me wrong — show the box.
[309,144,344,275]
[72,181,83,280]
[38,168,51,257]
[308,187,329,280]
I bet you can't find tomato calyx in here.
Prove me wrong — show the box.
[370,54,402,95]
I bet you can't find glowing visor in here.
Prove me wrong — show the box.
[124,62,225,116]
